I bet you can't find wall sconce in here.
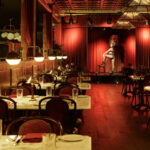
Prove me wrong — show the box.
[6,42,21,65]
[48,56,56,60]
[57,56,63,59]
[6,51,21,65]
[34,57,44,62]
[34,47,44,62]
[62,56,67,59]
[5,43,21,86]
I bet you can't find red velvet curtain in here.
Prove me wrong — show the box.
[21,0,33,57]
[136,27,150,69]
[87,28,136,72]
[62,25,87,70]
[24,0,33,46]
[62,26,136,73]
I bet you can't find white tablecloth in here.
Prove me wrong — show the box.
[9,95,91,110]
[0,135,91,150]
[39,83,91,90]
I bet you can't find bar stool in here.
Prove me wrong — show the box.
[97,64,105,73]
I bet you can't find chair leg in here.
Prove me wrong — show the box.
[146,94,149,106]
[131,94,136,105]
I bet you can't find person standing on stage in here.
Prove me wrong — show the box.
[101,35,118,73]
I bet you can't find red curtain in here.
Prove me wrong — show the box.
[24,0,33,46]
[87,28,136,72]
[62,25,87,71]
[21,0,33,57]
[62,26,136,73]
[136,27,150,69]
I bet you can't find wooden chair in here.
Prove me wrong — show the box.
[67,76,78,84]
[39,96,77,134]
[10,85,32,96]
[54,82,80,97]
[5,116,63,136]
[0,96,16,134]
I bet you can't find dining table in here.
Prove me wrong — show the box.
[0,134,91,150]
[8,95,91,110]
[129,75,149,111]
[38,82,91,91]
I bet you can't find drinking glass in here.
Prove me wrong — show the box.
[17,89,23,99]
[46,86,52,96]
[72,88,78,101]
[42,133,56,150]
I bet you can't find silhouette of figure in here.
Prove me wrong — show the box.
[101,35,119,73]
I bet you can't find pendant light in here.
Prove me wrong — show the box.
[6,43,21,65]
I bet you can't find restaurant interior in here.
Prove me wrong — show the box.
[1,0,150,150]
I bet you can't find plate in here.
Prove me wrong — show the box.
[78,95,87,98]
[58,134,84,142]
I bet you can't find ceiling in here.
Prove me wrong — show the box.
[0,0,150,30]
[53,0,132,15]
[39,0,150,16]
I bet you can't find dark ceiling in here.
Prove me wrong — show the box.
[0,0,149,30]
[0,0,21,29]
[0,0,45,30]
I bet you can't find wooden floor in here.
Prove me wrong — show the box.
[80,84,150,150]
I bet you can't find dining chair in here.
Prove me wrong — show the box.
[10,85,32,96]
[17,81,42,96]
[131,74,150,112]
[17,79,27,87]
[39,96,77,134]
[67,76,78,84]
[121,67,135,96]
[42,74,55,83]
[54,82,80,97]
[0,96,16,134]
[5,116,63,136]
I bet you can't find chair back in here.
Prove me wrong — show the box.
[10,85,31,96]
[17,79,27,87]
[0,99,8,119]
[67,76,78,84]
[0,96,16,134]
[54,82,79,97]
[143,75,150,86]
[5,116,63,135]
[0,97,16,119]
[39,97,76,133]
[42,74,55,83]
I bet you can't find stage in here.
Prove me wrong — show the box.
[85,72,124,84]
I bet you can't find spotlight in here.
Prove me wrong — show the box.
[107,16,112,24]
[69,15,73,24]
[88,16,93,25]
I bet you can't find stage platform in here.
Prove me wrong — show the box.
[84,72,124,84]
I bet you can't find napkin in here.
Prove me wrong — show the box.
[22,133,45,143]
[9,94,17,98]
